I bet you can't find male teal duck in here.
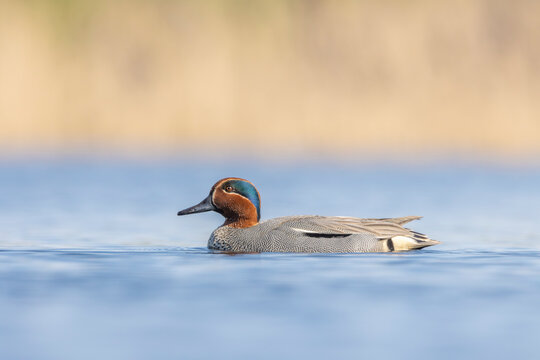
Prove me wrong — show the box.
[177,177,440,253]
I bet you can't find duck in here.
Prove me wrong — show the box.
[177,177,440,253]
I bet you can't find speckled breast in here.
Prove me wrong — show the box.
[208,227,233,251]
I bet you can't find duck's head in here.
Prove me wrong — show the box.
[177,177,261,228]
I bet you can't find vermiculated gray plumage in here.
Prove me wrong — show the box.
[208,215,440,253]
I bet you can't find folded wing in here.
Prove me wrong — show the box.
[275,215,439,251]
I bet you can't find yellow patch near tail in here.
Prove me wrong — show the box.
[390,236,421,251]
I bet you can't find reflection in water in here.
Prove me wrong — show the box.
[0,161,539,359]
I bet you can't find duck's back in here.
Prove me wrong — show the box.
[209,215,439,253]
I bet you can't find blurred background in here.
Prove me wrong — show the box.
[2,2,540,360]
[1,0,540,160]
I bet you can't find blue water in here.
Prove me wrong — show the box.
[1,159,539,359]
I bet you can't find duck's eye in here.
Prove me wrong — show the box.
[225,186,233,192]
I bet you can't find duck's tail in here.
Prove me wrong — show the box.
[387,234,441,251]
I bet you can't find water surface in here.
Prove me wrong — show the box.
[1,160,539,359]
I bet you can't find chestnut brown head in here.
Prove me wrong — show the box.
[177,178,261,228]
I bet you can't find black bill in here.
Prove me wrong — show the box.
[177,194,216,216]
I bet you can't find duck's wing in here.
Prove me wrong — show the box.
[277,216,417,238]
[364,215,422,225]
[274,216,439,250]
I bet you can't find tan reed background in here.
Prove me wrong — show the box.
[1,0,539,159]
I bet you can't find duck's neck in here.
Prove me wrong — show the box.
[215,193,260,228]
[224,216,258,228]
